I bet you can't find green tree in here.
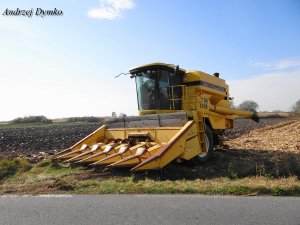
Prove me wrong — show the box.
[238,100,259,113]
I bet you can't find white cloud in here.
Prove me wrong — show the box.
[88,7,120,20]
[87,0,135,20]
[107,0,135,9]
[276,58,300,70]
[228,68,300,112]
[249,57,300,71]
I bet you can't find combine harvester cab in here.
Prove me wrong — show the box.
[56,112,207,171]
[55,62,259,171]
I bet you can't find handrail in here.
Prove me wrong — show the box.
[169,85,188,110]
[169,85,200,110]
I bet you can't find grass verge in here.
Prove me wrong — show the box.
[0,158,299,196]
[0,158,32,180]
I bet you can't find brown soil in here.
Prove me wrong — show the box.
[0,123,101,156]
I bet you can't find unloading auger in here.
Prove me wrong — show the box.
[55,62,259,171]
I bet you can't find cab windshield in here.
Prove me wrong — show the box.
[134,68,182,110]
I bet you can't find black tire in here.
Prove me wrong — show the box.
[195,125,213,162]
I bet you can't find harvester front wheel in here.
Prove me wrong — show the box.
[196,125,213,162]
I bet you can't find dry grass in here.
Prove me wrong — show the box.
[0,160,299,196]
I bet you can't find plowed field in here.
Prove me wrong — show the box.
[0,118,299,179]
[0,123,101,156]
[0,118,289,156]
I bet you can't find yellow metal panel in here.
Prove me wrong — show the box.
[131,121,197,171]
[139,110,179,116]
[110,157,141,168]
[207,115,226,130]
[90,144,144,166]
[210,104,255,118]
[108,144,162,168]
[94,153,123,165]
[105,128,180,144]
[57,149,83,159]
[179,135,202,160]
[65,147,104,163]
[56,125,106,156]
[184,71,227,87]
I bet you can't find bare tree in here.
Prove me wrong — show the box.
[119,113,127,117]
[238,100,259,113]
[111,112,117,118]
[292,99,300,114]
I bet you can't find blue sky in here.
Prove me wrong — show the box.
[0,0,299,120]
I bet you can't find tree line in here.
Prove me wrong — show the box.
[232,99,300,114]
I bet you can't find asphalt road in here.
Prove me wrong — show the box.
[0,195,299,225]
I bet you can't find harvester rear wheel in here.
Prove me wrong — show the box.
[196,125,213,162]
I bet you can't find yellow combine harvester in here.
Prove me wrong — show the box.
[55,62,259,171]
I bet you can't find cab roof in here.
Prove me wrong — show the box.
[129,62,186,74]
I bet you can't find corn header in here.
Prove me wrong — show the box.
[55,62,259,171]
